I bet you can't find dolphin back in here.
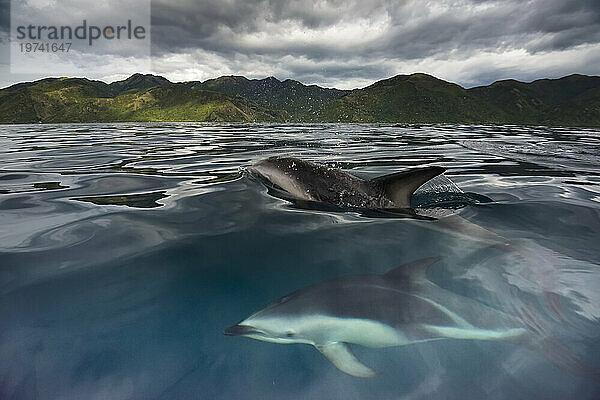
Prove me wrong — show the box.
[369,166,445,208]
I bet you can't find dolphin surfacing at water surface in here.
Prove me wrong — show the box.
[248,156,445,210]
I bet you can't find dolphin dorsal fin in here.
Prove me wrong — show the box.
[384,256,442,283]
[316,343,376,378]
[370,166,445,208]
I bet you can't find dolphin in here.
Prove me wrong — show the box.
[224,257,528,378]
[247,156,445,211]
[248,157,510,243]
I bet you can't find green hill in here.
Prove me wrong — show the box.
[0,76,285,123]
[1,72,599,126]
[322,73,600,126]
[321,73,498,123]
[469,74,600,126]
[190,75,348,121]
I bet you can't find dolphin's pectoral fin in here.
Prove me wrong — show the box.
[370,166,445,208]
[316,343,376,378]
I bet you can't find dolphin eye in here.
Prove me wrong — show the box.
[286,331,295,337]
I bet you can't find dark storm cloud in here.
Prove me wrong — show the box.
[151,0,600,56]
[146,0,600,87]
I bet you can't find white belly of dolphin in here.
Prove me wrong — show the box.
[313,316,408,348]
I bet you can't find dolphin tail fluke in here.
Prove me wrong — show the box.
[370,166,445,208]
[316,343,376,378]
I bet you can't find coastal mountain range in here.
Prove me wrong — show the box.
[1,72,599,126]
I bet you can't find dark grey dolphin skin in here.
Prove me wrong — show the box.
[248,157,445,210]
[224,257,530,377]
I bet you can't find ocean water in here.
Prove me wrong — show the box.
[0,123,599,400]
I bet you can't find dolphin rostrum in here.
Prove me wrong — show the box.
[247,157,445,210]
[224,257,529,377]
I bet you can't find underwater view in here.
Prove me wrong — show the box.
[0,123,599,399]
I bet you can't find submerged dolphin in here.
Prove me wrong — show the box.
[224,258,528,377]
[248,157,445,211]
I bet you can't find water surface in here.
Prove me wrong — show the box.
[1,123,599,399]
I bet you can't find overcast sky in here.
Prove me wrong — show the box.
[1,0,600,89]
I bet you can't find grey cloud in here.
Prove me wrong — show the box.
[145,0,600,87]
[266,0,387,28]
[372,0,600,59]
[1,0,599,88]
[286,61,388,79]
[0,0,9,34]
[150,0,600,56]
